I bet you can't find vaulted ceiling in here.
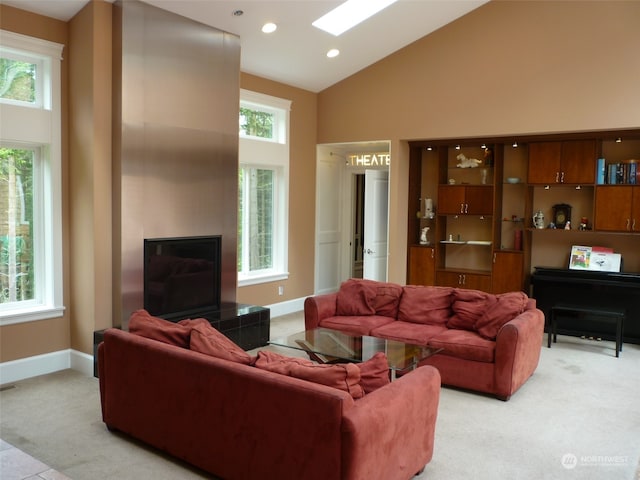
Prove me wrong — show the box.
[4,0,488,92]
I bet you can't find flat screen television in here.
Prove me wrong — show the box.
[143,235,221,320]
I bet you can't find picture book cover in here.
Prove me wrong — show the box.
[569,245,621,272]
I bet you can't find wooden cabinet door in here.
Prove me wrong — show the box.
[436,271,463,288]
[436,270,491,291]
[465,186,493,215]
[408,246,435,286]
[528,142,562,184]
[464,273,492,292]
[595,186,633,231]
[492,251,524,293]
[561,140,596,184]
[437,186,466,214]
[438,186,492,215]
[632,187,640,232]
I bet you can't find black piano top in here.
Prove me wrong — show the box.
[532,266,640,287]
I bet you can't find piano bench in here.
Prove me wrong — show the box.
[548,303,625,357]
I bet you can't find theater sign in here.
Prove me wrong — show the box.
[346,152,390,168]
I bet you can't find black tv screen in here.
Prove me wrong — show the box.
[143,235,221,320]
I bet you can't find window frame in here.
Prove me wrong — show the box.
[0,30,64,325]
[238,90,291,287]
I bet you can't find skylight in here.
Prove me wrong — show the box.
[312,0,398,36]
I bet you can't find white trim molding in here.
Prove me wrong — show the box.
[264,296,305,318]
[0,349,93,385]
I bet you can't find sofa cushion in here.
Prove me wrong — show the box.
[428,329,496,363]
[357,352,391,394]
[177,317,210,329]
[447,289,497,331]
[189,322,255,365]
[375,285,404,318]
[370,321,447,345]
[397,286,453,325]
[319,315,395,336]
[474,291,529,340]
[254,350,315,373]
[254,351,364,399]
[128,309,191,348]
[336,279,377,316]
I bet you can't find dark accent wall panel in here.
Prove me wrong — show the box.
[113,0,240,325]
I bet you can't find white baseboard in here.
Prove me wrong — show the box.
[71,350,94,377]
[264,296,305,318]
[0,349,94,385]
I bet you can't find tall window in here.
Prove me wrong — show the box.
[238,90,291,286]
[0,30,64,324]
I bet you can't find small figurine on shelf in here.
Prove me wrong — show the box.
[564,221,571,230]
[456,153,482,168]
[579,217,589,231]
[420,227,430,245]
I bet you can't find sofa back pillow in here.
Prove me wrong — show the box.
[189,322,255,365]
[398,286,453,325]
[474,291,529,340]
[128,309,191,348]
[336,278,377,316]
[255,351,364,399]
[447,288,497,331]
[372,282,404,318]
[357,352,391,394]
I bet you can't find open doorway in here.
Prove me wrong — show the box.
[351,173,365,279]
[314,142,390,294]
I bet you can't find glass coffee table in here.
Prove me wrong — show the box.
[269,327,442,380]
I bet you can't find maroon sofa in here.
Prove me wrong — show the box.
[98,327,441,480]
[304,279,545,400]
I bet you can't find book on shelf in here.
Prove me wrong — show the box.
[605,159,639,185]
[597,158,606,184]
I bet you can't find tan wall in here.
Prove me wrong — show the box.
[237,74,318,306]
[68,1,113,355]
[317,0,640,283]
[0,6,71,362]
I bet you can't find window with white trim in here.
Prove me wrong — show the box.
[0,30,64,325]
[238,90,291,286]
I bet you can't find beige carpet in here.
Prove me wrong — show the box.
[1,312,639,480]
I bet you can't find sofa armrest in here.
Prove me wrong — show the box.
[304,293,338,330]
[494,307,545,400]
[341,366,441,479]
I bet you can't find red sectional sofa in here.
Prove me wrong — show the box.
[304,279,545,400]
[99,326,441,480]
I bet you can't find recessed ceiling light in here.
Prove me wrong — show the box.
[262,22,277,34]
[313,0,398,36]
[327,49,340,58]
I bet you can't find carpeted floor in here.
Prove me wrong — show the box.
[1,312,639,480]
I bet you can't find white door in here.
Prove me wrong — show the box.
[314,154,343,294]
[363,169,389,281]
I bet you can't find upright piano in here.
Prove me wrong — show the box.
[531,267,640,345]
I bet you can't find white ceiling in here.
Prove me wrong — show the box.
[3,0,488,92]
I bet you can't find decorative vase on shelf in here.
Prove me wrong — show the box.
[533,210,545,229]
[424,198,435,219]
